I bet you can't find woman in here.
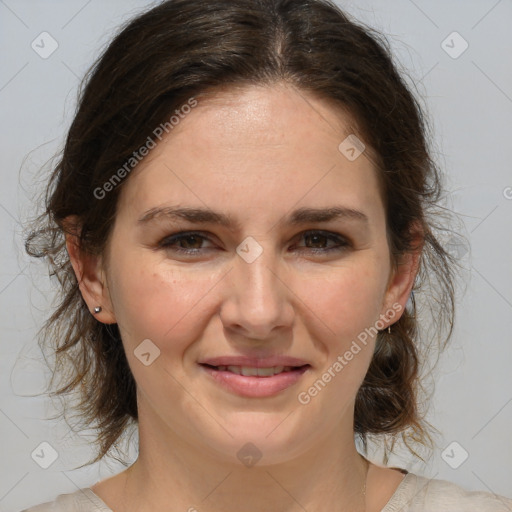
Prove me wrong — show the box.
[22,0,512,510]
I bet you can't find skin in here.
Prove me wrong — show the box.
[67,82,421,512]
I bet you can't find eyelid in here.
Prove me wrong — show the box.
[298,230,351,249]
[158,230,217,249]
[158,229,351,254]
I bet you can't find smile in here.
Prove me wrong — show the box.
[211,365,298,376]
[199,363,310,398]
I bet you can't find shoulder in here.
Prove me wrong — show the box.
[19,488,112,512]
[384,472,512,512]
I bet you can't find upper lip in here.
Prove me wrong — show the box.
[199,356,310,368]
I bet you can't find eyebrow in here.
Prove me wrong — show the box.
[138,205,369,230]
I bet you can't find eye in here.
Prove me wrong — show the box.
[159,231,214,255]
[294,230,351,253]
[158,229,351,257]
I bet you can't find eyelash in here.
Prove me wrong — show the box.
[158,230,351,256]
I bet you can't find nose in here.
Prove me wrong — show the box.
[219,242,295,342]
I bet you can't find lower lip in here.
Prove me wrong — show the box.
[200,365,310,398]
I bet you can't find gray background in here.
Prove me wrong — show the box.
[1,0,511,510]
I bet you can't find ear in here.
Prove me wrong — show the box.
[380,223,423,325]
[64,216,117,324]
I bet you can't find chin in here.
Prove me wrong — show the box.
[195,410,321,467]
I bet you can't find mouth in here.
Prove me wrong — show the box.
[199,363,311,398]
[201,363,309,376]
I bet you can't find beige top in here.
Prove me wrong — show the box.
[21,472,512,511]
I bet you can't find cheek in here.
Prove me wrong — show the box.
[108,240,389,362]
[294,267,386,402]
[108,253,222,350]
[297,260,387,340]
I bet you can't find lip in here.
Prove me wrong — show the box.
[199,355,310,367]
[199,363,310,398]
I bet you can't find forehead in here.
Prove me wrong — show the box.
[116,83,384,226]
[170,82,363,152]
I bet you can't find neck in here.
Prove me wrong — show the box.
[117,405,369,512]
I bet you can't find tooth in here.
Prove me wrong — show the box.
[240,366,259,376]
[257,367,277,377]
[220,365,295,376]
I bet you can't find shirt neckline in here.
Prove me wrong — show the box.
[83,470,415,512]
[380,472,417,511]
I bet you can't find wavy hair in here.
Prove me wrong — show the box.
[25,0,461,467]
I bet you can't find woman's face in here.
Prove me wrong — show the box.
[92,83,415,464]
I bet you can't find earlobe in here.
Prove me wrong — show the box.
[64,219,116,324]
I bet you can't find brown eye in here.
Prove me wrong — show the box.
[159,231,213,254]
[297,230,350,252]
[175,234,204,249]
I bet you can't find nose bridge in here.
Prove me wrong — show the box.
[238,248,279,305]
[223,236,293,337]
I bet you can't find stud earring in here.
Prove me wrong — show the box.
[93,306,102,314]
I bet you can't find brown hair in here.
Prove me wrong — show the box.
[26,0,460,467]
